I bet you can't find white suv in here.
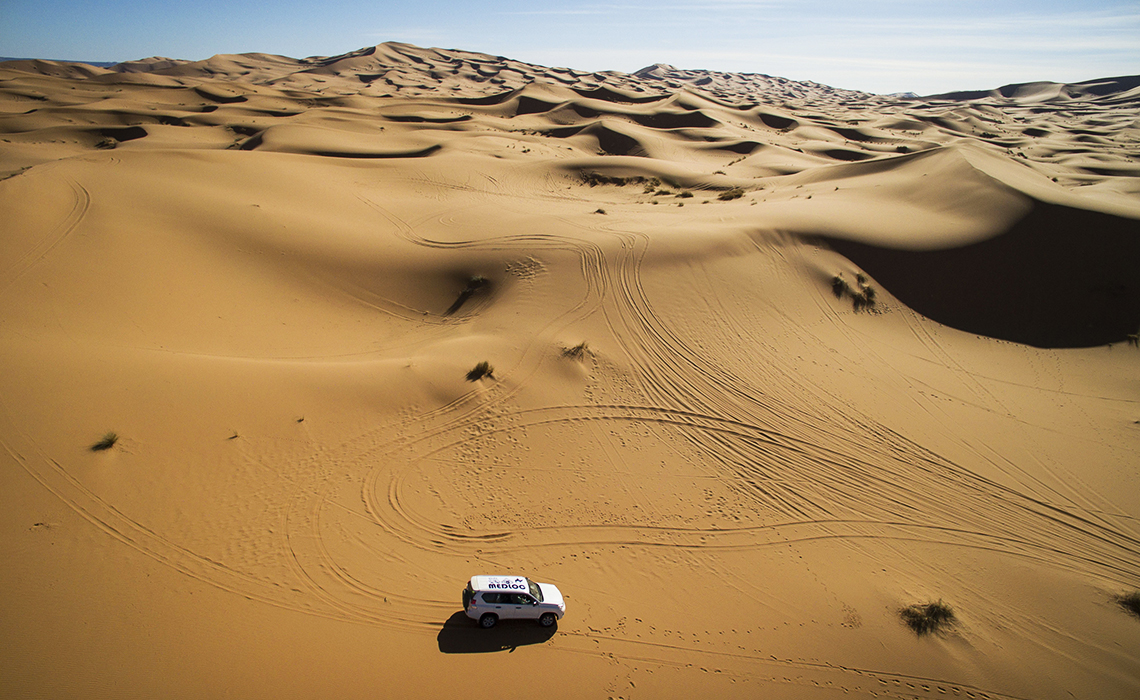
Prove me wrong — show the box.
[462,575,566,628]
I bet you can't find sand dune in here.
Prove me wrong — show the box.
[2,42,1139,699]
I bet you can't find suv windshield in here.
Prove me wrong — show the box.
[526,578,543,602]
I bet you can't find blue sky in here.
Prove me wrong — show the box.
[2,0,1137,94]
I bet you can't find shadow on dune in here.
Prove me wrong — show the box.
[580,122,648,157]
[444,275,490,316]
[629,110,720,129]
[823,202,1140,348]
[570,86,667,104]
[436,612,556,654]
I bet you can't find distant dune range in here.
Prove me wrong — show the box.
[3,43,1138,346]
[1,43,1139,700]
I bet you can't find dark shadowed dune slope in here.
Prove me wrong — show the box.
[825,203,1140,348]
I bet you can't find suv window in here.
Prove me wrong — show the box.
[480,592,503,604]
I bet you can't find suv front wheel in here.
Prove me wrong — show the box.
[538,613,557,627]
[479,613,498,629]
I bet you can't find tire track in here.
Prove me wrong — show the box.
[0,176,89,296]
[355,403,1140,585]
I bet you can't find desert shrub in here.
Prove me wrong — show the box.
[676,191,693,198]
[466,361,494,381]
[852,289,877,312]
[1116,591,1140,618]
[446,276,490,316]
[900,600,955,636]
[854,277,877,311]
[833,272,877,311]
[718,188,745,201]
[832,275,852,299]
[853,283,877,310]
[91,432,119,452]
[583,173,647,187]
[563,341,589,359]
[594,208,607,215]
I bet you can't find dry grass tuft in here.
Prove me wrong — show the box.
[466,361,495,381]
[1116,591,1140,619]
[563,341,589,359]
[832,274,852,298]
[900,600,955,636]
[91,432,119,451]
[832,272,878,312]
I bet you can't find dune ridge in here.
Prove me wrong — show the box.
[1,42,1139,700]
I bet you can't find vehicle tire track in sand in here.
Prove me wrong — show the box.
[356,403,1140,584]
[0,428,371,625]
[258,216,1140,631]
[0,394,451,630]
[552,628,1036,700]
[257,195,640,625]
[0,176,89,296]
[577,232,1140,577]
[280,465,449,631]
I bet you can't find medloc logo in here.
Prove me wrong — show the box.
[487,579,526,590]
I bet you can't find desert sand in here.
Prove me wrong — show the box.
[2,42,1139,699]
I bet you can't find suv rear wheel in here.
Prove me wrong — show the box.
[479,613,498,629]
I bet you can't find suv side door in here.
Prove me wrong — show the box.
[512,593,538,618]
[495,592,518,619]
[480,592,506,617]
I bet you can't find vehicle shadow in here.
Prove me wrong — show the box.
[436,611,557,654]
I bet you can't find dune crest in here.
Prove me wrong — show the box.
[2,42,1139,700]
